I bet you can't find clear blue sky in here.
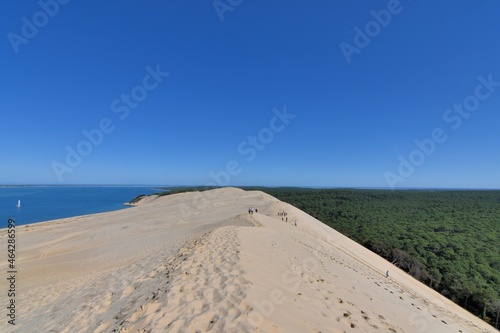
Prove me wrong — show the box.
[2,0,499,188]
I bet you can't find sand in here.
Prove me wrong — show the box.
[0,187,497,333]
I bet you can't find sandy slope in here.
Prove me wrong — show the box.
[0,188,497,333]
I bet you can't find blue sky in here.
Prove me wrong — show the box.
[1,0,499,188]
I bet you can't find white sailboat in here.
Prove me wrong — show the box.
[17,200,21,208]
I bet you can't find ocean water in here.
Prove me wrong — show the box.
[0,186,161,228]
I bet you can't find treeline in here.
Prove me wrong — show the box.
[155,186,220,197]
[256,188,500,328]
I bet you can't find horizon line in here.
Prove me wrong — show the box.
[1,184,500,191]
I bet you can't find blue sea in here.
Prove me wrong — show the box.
[0,186,162,228]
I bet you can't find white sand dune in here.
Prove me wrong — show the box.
[0,187,497,333]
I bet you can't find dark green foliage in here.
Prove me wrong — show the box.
[258,188,500,326]
[155,186,221,197]
[128,194,146,204]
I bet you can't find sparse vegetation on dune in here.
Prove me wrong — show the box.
[128,194,146,204]
[154,186,220,197]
